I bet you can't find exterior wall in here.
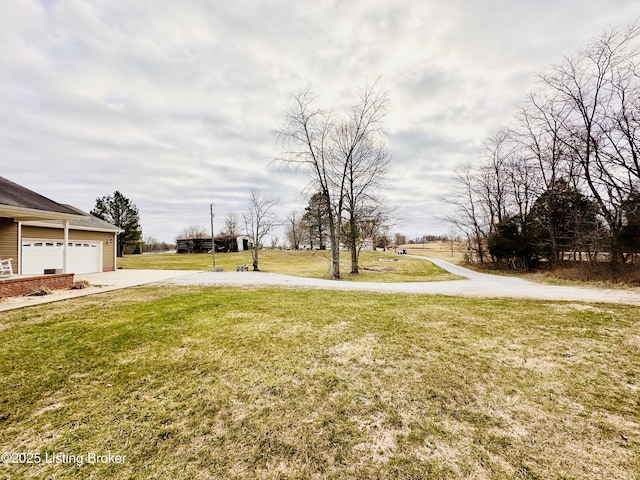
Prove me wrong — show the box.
[0,273,74,298]
[360,241,374,251]
[0,217,18,261]
[21,226,116,272]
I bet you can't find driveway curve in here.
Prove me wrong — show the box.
[164,256,640,306]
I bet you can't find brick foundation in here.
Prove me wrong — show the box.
[0,274,74,298]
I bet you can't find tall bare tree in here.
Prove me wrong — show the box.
[449,24,640,269]
[276,91,339,275]
[243,189,278,271]
[541,24,640,264]
[444,165,490,263]
[515,93,574,262]
[336,95,392,272]
[277,83,391,278]
[479,129,516,232]
[285,210,304,250]
[223,213,239,236]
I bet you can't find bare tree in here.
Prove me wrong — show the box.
[540,24,640,264]
[479,129,516,232]
[243,189,278,271]
[394,233,408,246]
[449,24,640,269]
[277,83,391,278]
[223,213,239,236]
[276,91,339,275]
[143,235,159,253]
[337,95,392,272]
[515,92,575,262]
[354,201,395,255]
[443,165,490,263]
[178,224,207,239]
[285,210,304,250]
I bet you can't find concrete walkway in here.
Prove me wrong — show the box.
[0,269,196,312]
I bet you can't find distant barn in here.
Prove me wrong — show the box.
[176,235,249,254]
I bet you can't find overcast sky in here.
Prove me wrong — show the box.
[1,1,638,243]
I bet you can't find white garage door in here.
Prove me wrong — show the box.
[22,240,103,275]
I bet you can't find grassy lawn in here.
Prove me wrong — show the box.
[1,287,638,479]
[119,250,460,283]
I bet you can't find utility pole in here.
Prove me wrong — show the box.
[210,203,216,267]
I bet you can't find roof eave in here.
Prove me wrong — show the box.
[21,220,123,234]
[0,204,87,222]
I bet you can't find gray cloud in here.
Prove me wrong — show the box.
[1,0,637,241]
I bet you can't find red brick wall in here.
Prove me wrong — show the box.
[0,274,74,298]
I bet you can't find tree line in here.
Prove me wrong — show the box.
[448,24,640,271]
[284,190,394,251]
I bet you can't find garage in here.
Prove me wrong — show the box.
[22,239,103,275]
[1,176,121,275]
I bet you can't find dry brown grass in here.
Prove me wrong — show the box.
[533,263,640,287]
[405,241,640,290]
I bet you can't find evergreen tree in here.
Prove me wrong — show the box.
[91,191,142,257]
[528,179,601,262]
[302,192,330,250]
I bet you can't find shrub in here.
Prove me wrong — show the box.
[72,280,91,290]
[29,287,52,296]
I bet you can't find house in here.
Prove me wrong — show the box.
[0,176,121,275]
[360,238,374,251]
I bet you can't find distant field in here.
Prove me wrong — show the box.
[400,241,468,264]
[1,287,638,479]
[118,250,461,283]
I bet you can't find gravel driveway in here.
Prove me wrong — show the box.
[164,256,640,306]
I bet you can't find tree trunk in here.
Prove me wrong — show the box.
[475,229,485,263]
[252,247,259,271]
[330,233,340,279]
[327,206,341,280]
[349,215,359,274]
[609,234,626,268]
[350,245,359,274]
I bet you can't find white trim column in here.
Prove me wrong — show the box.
[17,221,22,275]
[63,220,69,273]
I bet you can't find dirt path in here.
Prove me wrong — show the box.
[164,257,640,306]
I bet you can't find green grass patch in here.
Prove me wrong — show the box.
[1,288,638,478]
[119,250,460,283]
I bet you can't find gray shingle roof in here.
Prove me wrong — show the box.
[0,177,120,232]
[0,176,80,216]
[60,205,122,232]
